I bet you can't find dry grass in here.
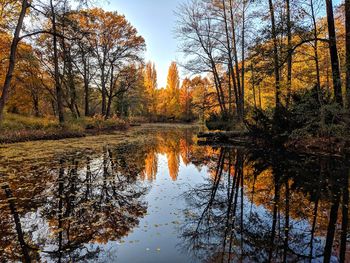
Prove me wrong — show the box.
[0,114,130,144]
[0,114,59,131]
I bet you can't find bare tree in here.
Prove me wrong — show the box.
[176,1,229,117]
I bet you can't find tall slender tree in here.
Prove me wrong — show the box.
[346,0,350,108]
[286,0,292,107]
[268,0,282,110]
[0,0,30,121]
[325,0,343,105]
[144,62,158,118]
[166,62,180,118]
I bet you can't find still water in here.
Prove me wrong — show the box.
[0,126,349,262]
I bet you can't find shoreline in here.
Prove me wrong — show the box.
[0,123,200,145]
[2,124,348,158]
[197,131,350,157]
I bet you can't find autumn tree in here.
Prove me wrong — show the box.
[111,64,145,118]
[176,1,228,118]
[191,76,213,122]
[0,0,30,121]
[144,61,158,119]
[165,62,180,118]
[126,65,148,117]
[177,0,254,121]
[267,0,282,111]
[180,77,193,121]
[8,45,47,117]
[68,11,96,117]
[86,8,145,118]
[0,0,93,123]
[155,87,167,118]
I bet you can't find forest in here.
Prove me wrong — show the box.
[1,0,350,147]
[0,1,209,133]
[1,1,350,262]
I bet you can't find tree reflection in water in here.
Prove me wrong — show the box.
[0,128,349,262]
[181,148,350,262]
[0,145,148,262]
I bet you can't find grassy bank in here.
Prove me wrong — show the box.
[0,114,129,144]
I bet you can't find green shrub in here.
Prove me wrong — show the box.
[289,87,349,138]
[206,113,246,131]
[246,87,350,143]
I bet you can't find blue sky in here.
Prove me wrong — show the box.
[102,0,184,88]
[101,0,344,88]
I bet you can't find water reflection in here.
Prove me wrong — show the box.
[181,148,350,262]
[141,129,196,181]
[0,128,349,262]
[0,146,148,262]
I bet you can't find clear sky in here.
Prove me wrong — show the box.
[101,0,344,88]
[101,0,185,88]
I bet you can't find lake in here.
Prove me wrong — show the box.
[0,125,349,262]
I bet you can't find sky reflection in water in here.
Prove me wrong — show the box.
[0,127,349,262]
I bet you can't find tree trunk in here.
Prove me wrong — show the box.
[84,80,90,117]
[311,0,322,103]
[83,54,90,116]
[340,170,349,262]
[64,46,79,119]
[346,0,350,108]
[229,0,243,116]
[268,0,282,110]
[31,89,40,117]
[101,67,107,116]
[194,22,227,117]
[106,94,113,119]
[221,0,234,118]
[324,191,340,263]
[106,64,115,119]
[268,174,280,262]
[69,66,80,118]
[241,0,246,118]
[84,80,90,116]
[51,99,57,116]
[2,185,31,263]
[211,60,228,116]
[0,0,29,122]
[283,180,290,263]
[311,0,325,131]
[286,0,292,108]
[51,0,65,124]
[251,63,257,109]
[326,0,343,105]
